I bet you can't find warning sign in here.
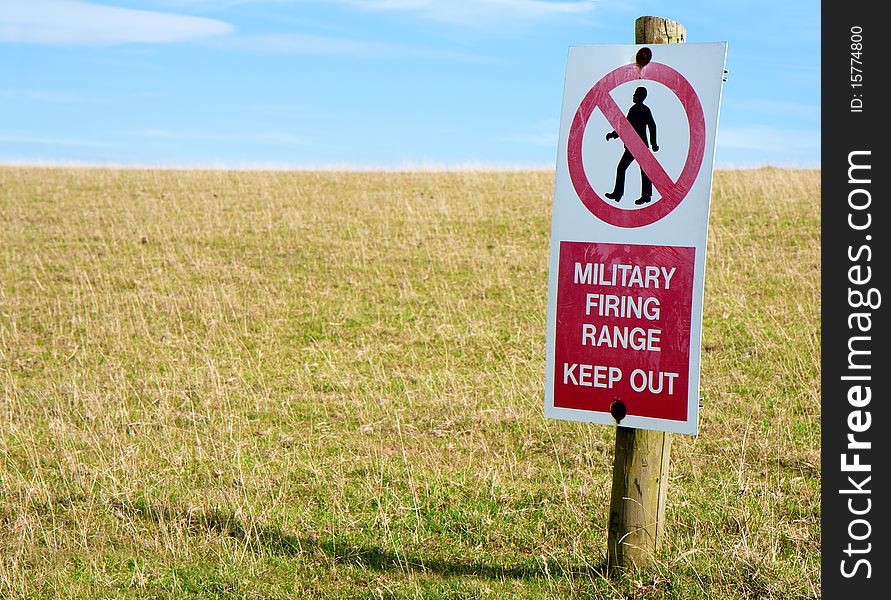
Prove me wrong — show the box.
[544,43,727,435]
[554,241,694,421]
[567,59,706,228]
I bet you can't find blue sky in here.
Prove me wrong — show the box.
[1,1,819,168]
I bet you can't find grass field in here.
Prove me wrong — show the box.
[0,167,819,598]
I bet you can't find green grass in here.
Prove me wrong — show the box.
[0,167,819,598]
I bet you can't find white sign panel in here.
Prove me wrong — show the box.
[544,43,727,435]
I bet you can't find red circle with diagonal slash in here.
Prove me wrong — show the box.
[567,61,706,228]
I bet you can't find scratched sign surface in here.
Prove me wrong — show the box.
[544,43,727,435]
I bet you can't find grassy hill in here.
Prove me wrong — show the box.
[0,167,819,598]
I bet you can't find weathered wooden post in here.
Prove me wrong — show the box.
[606,15,687,574]
[542,7,724,576]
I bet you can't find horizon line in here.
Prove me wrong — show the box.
[0,160,821,172]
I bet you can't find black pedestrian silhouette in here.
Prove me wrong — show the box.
[604,86,659,205]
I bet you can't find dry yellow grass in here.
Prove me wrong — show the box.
[0,167,819,598]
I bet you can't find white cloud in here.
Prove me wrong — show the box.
[213,32,489,61]
[727,98,820,120]
[0,132,110,148]
[505,118,560,146]
[334,0,597,25]
[507,131,558,146]
[0,89,104,103]
[0,1,233,45]
[216,32,398,57]
[716,124,820,167]
[132,129,309,145]
[718,125,819,154]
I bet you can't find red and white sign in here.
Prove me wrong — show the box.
[545,43,727,435]
[554,241,695,421]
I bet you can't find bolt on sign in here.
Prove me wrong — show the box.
[544,43,727,435]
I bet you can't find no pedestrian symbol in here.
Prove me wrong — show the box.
[567,59,706,228]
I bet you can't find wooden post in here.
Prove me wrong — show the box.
[606,15,686,574]
[607,426,672,571]
[634,16,686,46]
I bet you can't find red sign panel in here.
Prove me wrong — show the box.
[554,241,695,422]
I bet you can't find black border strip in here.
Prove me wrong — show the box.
[822,3,888,596]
